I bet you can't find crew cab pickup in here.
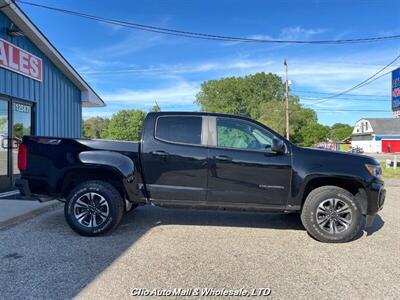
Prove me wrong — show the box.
[16,112,385,242]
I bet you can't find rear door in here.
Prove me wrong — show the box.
[207,116,292,209]
[140,115,209,205]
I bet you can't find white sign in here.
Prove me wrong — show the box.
[0,38,42,81]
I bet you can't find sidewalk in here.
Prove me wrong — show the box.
[0,191,61,229]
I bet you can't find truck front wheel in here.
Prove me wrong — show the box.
[64,180,124,236]
[301,186,363,243]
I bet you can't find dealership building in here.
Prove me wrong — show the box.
[351,118,400,153]
[0,0,104,192]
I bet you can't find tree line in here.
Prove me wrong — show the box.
[83,72,352,146]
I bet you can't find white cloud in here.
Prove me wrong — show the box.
[100,81,200,105]
[280,26,325,39]
[221,26,324,47]
[81,59,274,77]
[93,53,392,106]
[84,47,394,120]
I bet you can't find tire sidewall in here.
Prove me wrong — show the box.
[65,182,122,236]
[303,187,362,242]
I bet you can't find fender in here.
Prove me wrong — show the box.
[78,151,140,202]
[288,172,368,213]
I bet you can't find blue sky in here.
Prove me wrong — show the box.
[19,0,400,125]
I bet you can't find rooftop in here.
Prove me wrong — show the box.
[0,0,104,107]
[360,118,400,135]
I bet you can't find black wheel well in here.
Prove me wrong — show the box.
[302,177,367,211]
[60,168,126,199]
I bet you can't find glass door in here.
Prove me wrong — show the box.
[0,99,10,192]
[0,98,33,192]
[12,101,33,185]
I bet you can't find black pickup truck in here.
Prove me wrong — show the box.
[16,112,385,242]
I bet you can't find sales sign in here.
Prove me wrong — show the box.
[0,38,42,81]
[392,67,400,112]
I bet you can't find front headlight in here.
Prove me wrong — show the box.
[365,164,382,177]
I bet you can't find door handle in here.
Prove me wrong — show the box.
[11,138,21,149]
[151,150,169,156]
[214,155,232,161]
[1,137,8,149]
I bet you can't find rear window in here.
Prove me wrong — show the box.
[155,116,202,145]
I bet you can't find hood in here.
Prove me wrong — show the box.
[295,146,379,165]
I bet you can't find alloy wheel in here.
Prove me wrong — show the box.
[73,192,110,228]
[316,198,352,234]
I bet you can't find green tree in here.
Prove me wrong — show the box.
[195,72,285,119]
[0,116,7,135]
[103,110,146,141]
[195,72,327,146]
[83,117,110,138]
[329,123,353,142]
[297,122,329,146]
[257,98,318,144]
[151,101,161,112]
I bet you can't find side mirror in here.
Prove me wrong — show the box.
[271,138,285,154]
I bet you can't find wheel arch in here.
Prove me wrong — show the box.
[59,166,126,199]
[301,176,368,214]
[58,151,141,203]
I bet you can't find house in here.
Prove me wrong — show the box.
[351,118,400,153]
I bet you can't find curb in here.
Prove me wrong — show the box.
[0,200,63,231]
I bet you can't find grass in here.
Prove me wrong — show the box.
[380,162,400,179]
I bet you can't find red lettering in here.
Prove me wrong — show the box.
[0,38,42,81]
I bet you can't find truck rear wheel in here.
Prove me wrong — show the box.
[64,180,124,236]
[301,186,363,243]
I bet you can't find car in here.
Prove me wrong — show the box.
[15,112,385,242]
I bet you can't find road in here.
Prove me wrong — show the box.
[364,152,399,163]
[0,185,399,300]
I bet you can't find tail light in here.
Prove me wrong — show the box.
[18,144,28,171]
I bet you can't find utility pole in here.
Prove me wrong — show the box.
[284,59,290,140]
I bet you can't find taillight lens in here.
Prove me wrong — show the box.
[18,144,28,171]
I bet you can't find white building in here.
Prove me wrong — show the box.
[351,118,400,153]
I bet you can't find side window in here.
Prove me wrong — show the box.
[216,117,273,151]
[156,116,202,145]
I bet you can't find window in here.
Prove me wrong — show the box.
[156,116,202,145]
[216,117,273,151]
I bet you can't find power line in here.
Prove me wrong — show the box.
[292,90,390,98]
[300,97,389,102]
[15,0,400,45]
[308,58,399,105]
[314,109,391,112]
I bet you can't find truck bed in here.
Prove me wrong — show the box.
[19,136,140,197]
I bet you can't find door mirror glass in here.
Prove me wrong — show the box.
[271,138,285,154]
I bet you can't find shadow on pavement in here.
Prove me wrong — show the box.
[364,214,385,237]
[0,205,304,299]
[119,206,305,233]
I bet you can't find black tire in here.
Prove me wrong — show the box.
[64,180,124,236]
[301,186,363,243]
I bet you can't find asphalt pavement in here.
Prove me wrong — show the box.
[0,185,399,300]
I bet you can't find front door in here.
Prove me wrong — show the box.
[141,114,209,205]
[207,116,292,209]
[0,99,10,192]
[11,101,33,186]
[0,98,33,192]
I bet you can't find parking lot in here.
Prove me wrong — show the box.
[0,183,399,300]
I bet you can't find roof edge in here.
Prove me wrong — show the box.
[0,0,105,107]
